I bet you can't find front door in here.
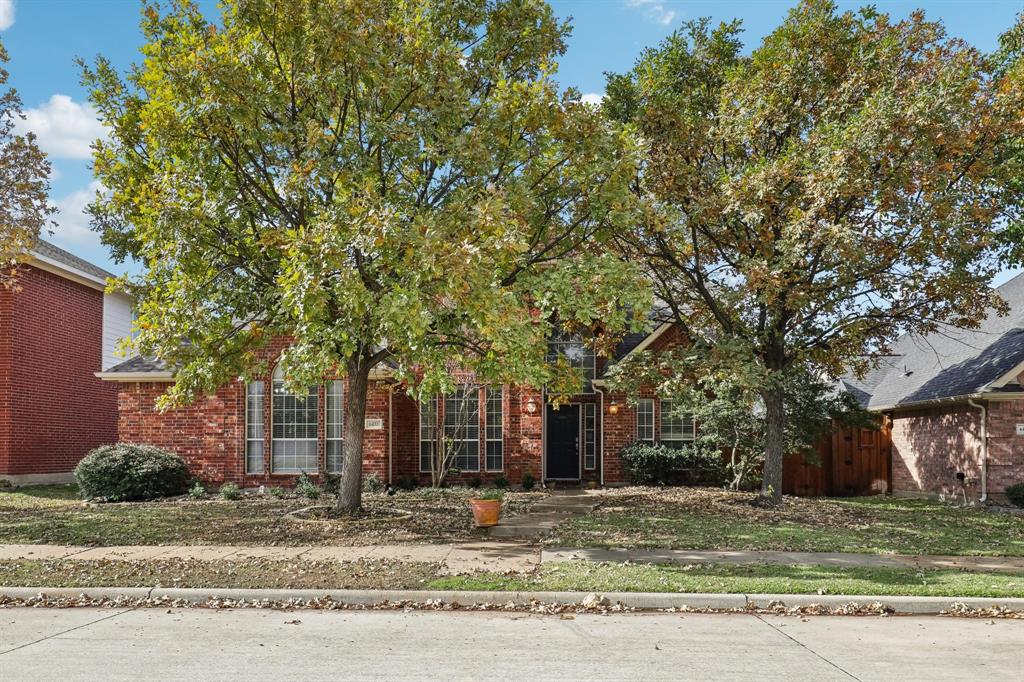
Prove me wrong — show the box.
[545,404,580,480]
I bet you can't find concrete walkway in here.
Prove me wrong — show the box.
[0,542,539,575]
[487,489,601,540]
[543,547,1024,574]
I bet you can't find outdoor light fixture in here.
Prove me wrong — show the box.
[526,398,538,414]
[608,401,620,414]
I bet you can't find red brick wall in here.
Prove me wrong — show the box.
[0,265,118,478]
[117,374,396,488]
[890,404,983,500]
[981,400,1024,495]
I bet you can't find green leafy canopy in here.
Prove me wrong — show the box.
[83,0,650,406]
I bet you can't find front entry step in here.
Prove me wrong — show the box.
[488,491,600,541]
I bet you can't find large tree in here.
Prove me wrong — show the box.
[0,38,54,289]
[84,0,646,511]
[604,0,1024,502]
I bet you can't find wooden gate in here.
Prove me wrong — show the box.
[783,418,891,497]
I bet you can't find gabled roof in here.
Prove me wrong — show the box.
[30,239,115,288]
[842,272,1024,410]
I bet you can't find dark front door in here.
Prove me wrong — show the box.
[545,404,580,480]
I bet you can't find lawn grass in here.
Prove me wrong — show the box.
[0,557,438,590]
[0,484,545,546]
[430,561,1024,598]
[3,557,1020,598]
[551,487,1024,557]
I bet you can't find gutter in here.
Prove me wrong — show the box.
[967,398,989,503]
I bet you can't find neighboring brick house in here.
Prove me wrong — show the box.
[837,272,1024,503]
[0,241,132,485]
[97,320,696,488]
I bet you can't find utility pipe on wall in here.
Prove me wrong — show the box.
[967,398,988,503]
[595,387,606,487]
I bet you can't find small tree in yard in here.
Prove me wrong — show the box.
[422,378,482,489]
[84,0,647,513]
[0,38,54,289]
[603,0,1024,503]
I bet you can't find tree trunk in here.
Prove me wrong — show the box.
[760,383,785,504]
[336,356,370,513]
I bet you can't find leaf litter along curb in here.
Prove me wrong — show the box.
[1,592,1021,619]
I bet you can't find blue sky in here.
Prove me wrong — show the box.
[1,0,1022,279]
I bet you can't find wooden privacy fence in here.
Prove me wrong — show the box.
[782,417,892,497]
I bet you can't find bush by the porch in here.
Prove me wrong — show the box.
[74,444,190,502]
[620,441,725,486]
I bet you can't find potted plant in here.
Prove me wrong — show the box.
[468,488,504,527]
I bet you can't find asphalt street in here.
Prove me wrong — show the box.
[1,608,1021,681]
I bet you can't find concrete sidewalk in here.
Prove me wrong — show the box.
[543,547,1024,574]
[0,542,539,574]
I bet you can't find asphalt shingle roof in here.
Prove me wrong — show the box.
[842,272,1024,410]
[105,356,168,374]
[33,239,115,282]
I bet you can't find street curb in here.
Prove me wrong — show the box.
[2,587,1022,614]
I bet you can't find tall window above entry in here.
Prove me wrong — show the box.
[547,332,596,393]
[325,380,344,474]
[245,381,265,474]
[271,366,319,473]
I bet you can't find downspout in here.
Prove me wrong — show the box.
[595,387,606,487]
[388,390,393,486]
[967,398,988,503]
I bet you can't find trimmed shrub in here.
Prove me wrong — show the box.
[74,443,190,502]
[1006,482,1024,508]
[362,472,383,494]
[493,475,509,489]
[521,473,536,491]
[296,472,321,499]
[620,441,725,486]
[268,486,286,499]
[188,481,206,500]
[469,475,483,489]
[219,483,241,500]
[397,474,417,491]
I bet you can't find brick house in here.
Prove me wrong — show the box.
[0,241,132,485]
[834,272,1024,503]
[92,260,1024,498]
[96,321,694,488]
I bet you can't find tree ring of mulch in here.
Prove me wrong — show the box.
[284,505,414,525]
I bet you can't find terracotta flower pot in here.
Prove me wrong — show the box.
[469,498,502,527]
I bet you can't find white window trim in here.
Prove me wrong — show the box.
[419,397,438,474]
[245,381,265,474]
[636,398,655,443]
[325,380,344,474]
[270,367,319,474]
[445,388,481,473]
[659,399,695,445]
[484,386,504,472]
[583,402,597,470]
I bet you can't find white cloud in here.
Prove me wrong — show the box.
[0,0,14,31]
[626,0,676,26]
[50,181,104,249]
[15,94,108,160]
[581,92,604,106]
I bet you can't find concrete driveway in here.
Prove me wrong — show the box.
[1,608,1021,681]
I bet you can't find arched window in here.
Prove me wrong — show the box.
[547,332,596,393]
[271,365,318,473]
